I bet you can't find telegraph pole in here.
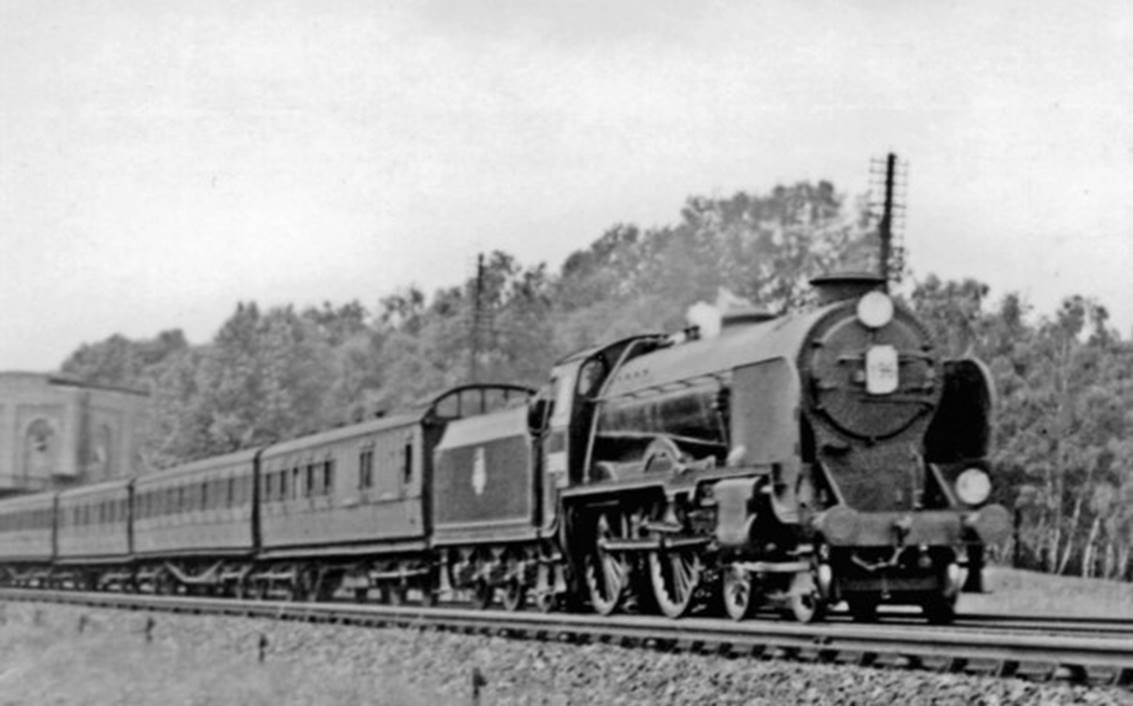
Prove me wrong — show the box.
[870,153,907,289]
[879,153,896,287]
[468,253,484,383]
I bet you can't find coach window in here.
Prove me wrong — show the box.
[403,437,413,487]
[359,447,374,490]
[306,463,317,497]
[291,468,300,500]
[324,460,335,495]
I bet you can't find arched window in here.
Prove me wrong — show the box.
[23,419,58,481]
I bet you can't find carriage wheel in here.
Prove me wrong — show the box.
[501,578,525,612]
[154,572,175,596]
[473,579,495,610]
[419,574,438,608]
[721,564,756,621]
[584,511,629,615]
[296,568,317,602]
[501,552,529,612]
[533,560,558,613]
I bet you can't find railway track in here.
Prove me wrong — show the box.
[2,587,1131,689]
[863,609,1133,638]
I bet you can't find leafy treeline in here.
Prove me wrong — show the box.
[60,181,1133,580]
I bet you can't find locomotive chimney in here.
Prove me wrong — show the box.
[810,272,887,305]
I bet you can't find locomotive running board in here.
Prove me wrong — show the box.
[599,536,711,553]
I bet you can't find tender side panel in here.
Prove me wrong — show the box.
[432,405,536,545]
[258,421,426,553]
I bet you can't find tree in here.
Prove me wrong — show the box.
[60,329,188,389]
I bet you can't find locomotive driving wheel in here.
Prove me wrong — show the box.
[648,543,704,618]
[646,499,705,619]
[584,510,630,615]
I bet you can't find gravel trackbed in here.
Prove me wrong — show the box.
[0,602,1129,706]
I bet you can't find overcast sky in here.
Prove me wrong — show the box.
[2,1,1131,370]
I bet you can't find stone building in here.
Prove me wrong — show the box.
[0,372,149,496]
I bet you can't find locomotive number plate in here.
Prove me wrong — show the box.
[865,345,899,394]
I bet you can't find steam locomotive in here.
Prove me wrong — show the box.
[0,273,1010,623]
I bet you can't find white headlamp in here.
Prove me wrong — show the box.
[955,468,992,506]
[856,291,894,329]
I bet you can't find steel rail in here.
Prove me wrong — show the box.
[855,609,1133,638]
[2,588,1131,688]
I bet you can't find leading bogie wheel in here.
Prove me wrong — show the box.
[722,564,756,621]
[783,570,826,624]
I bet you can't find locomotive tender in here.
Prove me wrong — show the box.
[0,273,1009,623]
